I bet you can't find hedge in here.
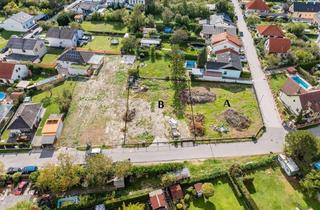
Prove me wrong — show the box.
[130,162,184,176]
[240,155,276,172]
[296,67,317,86]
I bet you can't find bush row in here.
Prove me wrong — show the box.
[130,162,184,176]
[240,155,276,172]
[296,67,318,86]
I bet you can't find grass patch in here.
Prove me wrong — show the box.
[188,178,245,210]
[249,167,319,210]
[139,57,171,78]
[188,82,263,139]
[82,35,122,52]
[32,80,76,136]
[40,47,64,65]
[80,21,127,33]
[0,129,10,141]
[0,31,22,49]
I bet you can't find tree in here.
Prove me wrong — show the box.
[300,170,320,198]
[215,0,235,20]
[246,15,260,27]
[69,21,82,29]
[114,160,132,178]
[7,201,37,210]
[57,89,72,113]
[121,36,138,54]
[12,172,22,184]
[197,47,207,68]
[122,202,145,210]
[264,54,281,69]
[145,15,155,28]
[171,29,189,45]
[162,8,174,25]
[57,12,72,26]
[85,154,113,187]
[291,48,314,64]
[284,131,319,165]
[160,173,176,186]
[125,4,146,33]
[3,1,19,15]
[202,182,214,199]
[286,23,306,37]
[150,45,156,62]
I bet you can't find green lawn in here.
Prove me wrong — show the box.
[249,167,320,210]
[32,81,76,135]
[82,35,122,52]
[40,47,64,65]
[139,57,171,78]
[188,82,263,139]
[81,21,127,33]
[188,179,245,210]
[0,31,22,49]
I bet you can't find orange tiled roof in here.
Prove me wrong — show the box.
[267,37,291,53]
[42,117,62,136]
[246,0,269,11]
[211,32,242,47]
[256,25,284,37]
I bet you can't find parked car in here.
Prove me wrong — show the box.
[239,31,244,37]
[22,165,38,174]
[14,181,28,195]
[7,167,22,175]
[85,148,102,158]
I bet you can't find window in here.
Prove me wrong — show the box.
[293,99,295,102]
[224,71,227,75]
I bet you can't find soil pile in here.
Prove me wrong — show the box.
[188,114,205,136]
[123,109,136,122]
[180,87,216,104]
[223,109,251,130]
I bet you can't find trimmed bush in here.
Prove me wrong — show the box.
[130,162,184,177]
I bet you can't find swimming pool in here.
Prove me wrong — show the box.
[185,60,197,69]
[0,92,6,101]
[291,75,311,90]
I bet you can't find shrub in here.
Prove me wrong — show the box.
[176,203,183,209]
[130,162,184,177]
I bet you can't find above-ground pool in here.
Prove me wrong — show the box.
[291,75,311,90]
[0,92,6,101]
[185,60,197,69]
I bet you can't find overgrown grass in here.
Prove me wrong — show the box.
[139,57,171,78]
[82,35,122,52]
[80,21,127,33]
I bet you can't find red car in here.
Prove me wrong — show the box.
[14,181,28,195]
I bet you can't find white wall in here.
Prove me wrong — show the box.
[47,37,77,48]
[211,41,240,53]
[279,92,301,115]
[11,65,29,81]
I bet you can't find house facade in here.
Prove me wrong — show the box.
[5,38,47,63]
[1,12,36,32]
[210,32,242,53]
[264,37,291,56]
[46,27,84,48]
[0,62,29,84]
[289,2,320,22]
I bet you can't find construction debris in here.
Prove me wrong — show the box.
[180,87,216,104]
[223,109,251,130]
[187,114,205,137]
[123,109,136,122]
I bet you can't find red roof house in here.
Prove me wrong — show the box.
[0,62,15,80]
[149,189,168,210]
[169,184,184,202]
[246,0,269,12]
[265,37,291,54]
[211,32,242,47]
[256,25,284,38]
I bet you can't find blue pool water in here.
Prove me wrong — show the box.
[291,75,311,90]
[185,60,197,69]
[0,92,6,101]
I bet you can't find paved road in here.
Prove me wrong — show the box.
[0,0,287,168]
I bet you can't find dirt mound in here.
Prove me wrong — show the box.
[223,109,251,130]
[123,109,136,122]
[187,114,205,137]
[180,87,216,104]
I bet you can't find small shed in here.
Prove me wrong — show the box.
[169,184,184,202]
[287,67,297,74]
[194,183,203,197]
[113,176,125,189]
[277,154,299,176]
[149,189,168,210]
[140,38,161,47]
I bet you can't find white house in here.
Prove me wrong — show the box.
[210,32,242,54]
[56,49,104,76]
[46,27,84,48]
[279,77,320,115]
[140,38,161,47]
[200,14,237,39]
[5,37,47,63]
[1,12,36,32]
[0,62,29,84]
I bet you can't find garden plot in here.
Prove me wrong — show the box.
[125,79,192,145]
[60,56,129,147]
[187,82,263,139]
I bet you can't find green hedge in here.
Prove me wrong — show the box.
[130,162,184,176]
[296,67,317,86]
[28,65,57,76]
[240,155,276,172]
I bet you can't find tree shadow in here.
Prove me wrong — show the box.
[190,81,250,93]
[193,196,216,210]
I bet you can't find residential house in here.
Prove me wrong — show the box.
[0,62,29,84]
[264,37,291,55]
[289,2,320,22]
[200,13,237,39]
[169,184,184,202]
[1,12,36,32]
[140,38,161,48]
[279,77,320,120]
[210,32,242,54]
[127,0,145,6]
[0,104,14,132]
[204,48,242,79]
[256,25,284,38]
[149,189,168,210]
[41,114,64,147]
[246,0,269,14]
[69,1,100,16]
[56,49,104,76]
[5,37,47,63]
[7,103,43,133]
[46,27,84,48]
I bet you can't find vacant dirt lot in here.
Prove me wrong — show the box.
[60,56,128,147]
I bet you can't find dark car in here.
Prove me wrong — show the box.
[22,165,38,174]
[14,181,28,195]
[239,31,244,37]
[7,167,22,175]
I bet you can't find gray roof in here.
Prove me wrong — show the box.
[73,1,99,11]
[201,24,236,35]
[6,54,39,62]
[41,135,56,145]
[8,103,42,130]
[58,49,94,64]
[207,51,242,71]
[47,27,77,39]
[209,13,234,25]
[7,37,39,50]
[9,12,34,23]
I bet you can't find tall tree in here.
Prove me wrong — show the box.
[171,29,189,46]
[150,45,156,62]
[85,154,113,187]
[125,4,146,33]
[300,170,320,198]
[197,47,207,68]
[122,203,145,210]
[162,8,174,25]
[57,12,72,26]
[114,160,132,178]
[121,36,138,54]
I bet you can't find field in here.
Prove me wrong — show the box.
[249,167,319,210]
[188,179,245,210]
[139,57,171,78]
[32,80,76,135]
[40,47,64,65]
[60,56,129,147]
[82,35,122,53]
[81,21,127,33]
[188,82,263,139]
